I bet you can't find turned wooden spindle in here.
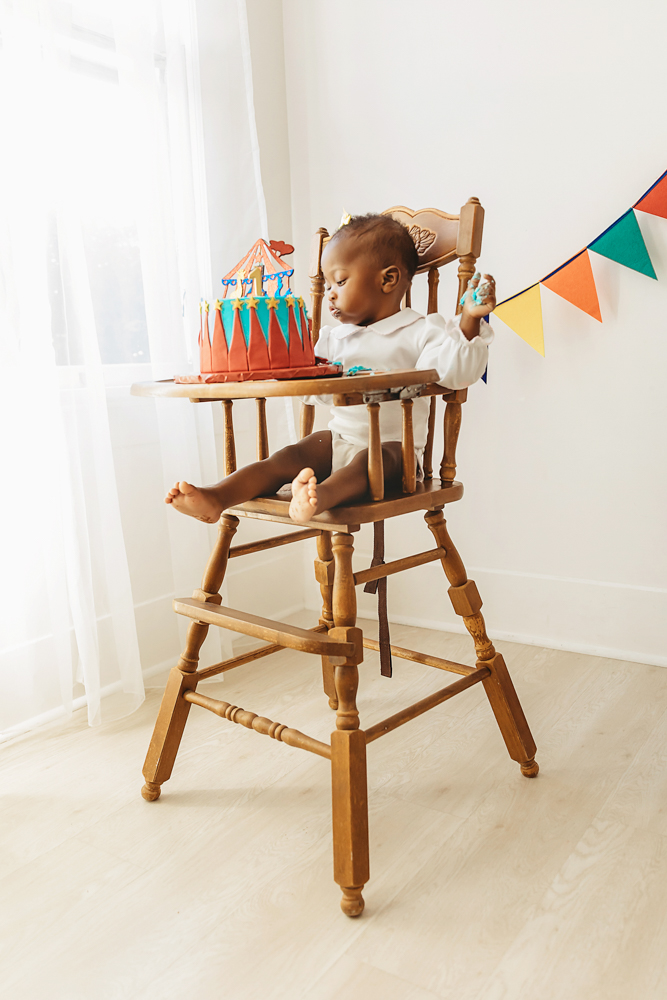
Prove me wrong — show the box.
[315,531,337,710]
[424,508,466,587]
[440,399,462,483]
[401,398,416,494]
[401,283,412,310]
[367,402,384,501]
[456,253,477,313]
[461,612,496,661]
[455,196,484,312]
[177,514,240,674]
[424,509,492,658]
[221,399,236,475]
[427,267,439,315]
[423,397,437,481]
[332,533,357,629]
[330,624,368,917]
[339,886,366,916]
[309,227,329,346]
[334,659,360,732]
[315,532,334,629]
[256,397,268,460]
[300,402,315,439]
[201,513,240,592]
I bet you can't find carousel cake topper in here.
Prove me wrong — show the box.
[176,238,342,384]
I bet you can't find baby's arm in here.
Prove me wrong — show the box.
[415,289,494,390]
[459,273,496,340]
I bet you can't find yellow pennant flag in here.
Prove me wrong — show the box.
[493,284,544,356]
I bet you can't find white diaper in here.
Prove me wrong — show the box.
[330,431,423,479]
[330,431,367,473]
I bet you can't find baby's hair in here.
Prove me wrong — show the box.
[330,213,420,280]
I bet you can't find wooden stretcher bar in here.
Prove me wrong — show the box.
[353,547,444,587]
[362,637,477,676]
[364,667,491,744]
[229,527,321,559]
[183,691,331,759]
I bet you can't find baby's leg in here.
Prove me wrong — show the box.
[166,431,333,522]
[289,442,403,522]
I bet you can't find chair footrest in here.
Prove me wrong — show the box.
[173,598,356,657]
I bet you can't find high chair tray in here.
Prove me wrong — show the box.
[130,368,440,400]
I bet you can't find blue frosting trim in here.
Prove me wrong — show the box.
[220,269,295,296]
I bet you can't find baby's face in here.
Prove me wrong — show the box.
[322,238,390,327]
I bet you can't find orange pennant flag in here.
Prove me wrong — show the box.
[541,250,602,322]
[634,170,667,220]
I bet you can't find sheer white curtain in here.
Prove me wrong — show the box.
[0,0,268,738]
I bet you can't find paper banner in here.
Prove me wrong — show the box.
[493,284,544,355]
[588,210,656,279]
[634,169,667,219]
[541,250,602,321]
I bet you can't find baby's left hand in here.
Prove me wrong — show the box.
[461,272,496,318]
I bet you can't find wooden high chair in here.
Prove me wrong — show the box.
[132,198,538,918]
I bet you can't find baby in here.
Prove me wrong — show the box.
[165,214,496,523]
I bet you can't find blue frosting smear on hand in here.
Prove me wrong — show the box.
[461,277,491,307]
[460,289,485,306]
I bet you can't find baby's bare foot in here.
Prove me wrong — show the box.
[289,468,322,522]
[164,481,223,523]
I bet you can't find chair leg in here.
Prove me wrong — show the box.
[314,531,337,709]
[424,510,539,777]
[330,534,369,916]
[141,514,240,800]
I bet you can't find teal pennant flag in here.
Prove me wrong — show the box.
[588,210,656,279]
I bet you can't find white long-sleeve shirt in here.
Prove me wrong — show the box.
[304,308,493,454]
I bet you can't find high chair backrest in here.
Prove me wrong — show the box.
[306,198,485,487]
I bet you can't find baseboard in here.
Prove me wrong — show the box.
[352,608,667,669]
[0,675,145,745]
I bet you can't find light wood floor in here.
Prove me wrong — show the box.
[2,615,667,1000]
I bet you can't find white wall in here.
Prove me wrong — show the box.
[273,0,667,665]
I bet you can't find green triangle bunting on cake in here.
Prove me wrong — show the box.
[588,210,656,279]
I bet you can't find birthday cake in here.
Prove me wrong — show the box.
[175,238,342,383]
